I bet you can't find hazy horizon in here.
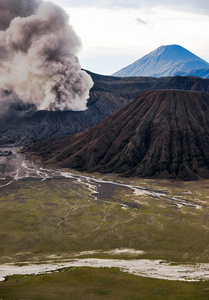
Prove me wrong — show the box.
[50,0,209,75]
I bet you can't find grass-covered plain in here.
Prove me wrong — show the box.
[0,173,209,263]
[0,266,209,300]
[1,171,209,298]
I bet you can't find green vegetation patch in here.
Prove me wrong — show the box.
[0,176,209,263]
[0,267,209,300]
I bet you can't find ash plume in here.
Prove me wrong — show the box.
[0,0,93,111]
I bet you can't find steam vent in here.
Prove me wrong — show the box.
[24,90,209,180]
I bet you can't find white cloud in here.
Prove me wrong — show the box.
[52,0,209,15]
[67,6,209,73]
[48,1,209,75]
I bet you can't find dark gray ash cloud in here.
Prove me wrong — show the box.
[0,0,93,111]
[0,0,41,30]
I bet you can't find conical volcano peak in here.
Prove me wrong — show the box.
[113,45,209,77]
[152,44,200,60]
[24,89,209,181]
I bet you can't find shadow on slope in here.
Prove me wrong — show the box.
[23,90,209,181]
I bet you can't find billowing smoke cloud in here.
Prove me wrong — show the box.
[0,0,93,111]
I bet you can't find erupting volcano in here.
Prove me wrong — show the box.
[0,0,93,111]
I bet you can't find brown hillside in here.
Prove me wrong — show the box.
[23,90,209,180]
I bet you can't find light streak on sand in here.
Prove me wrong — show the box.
[0,146,204,210]
[0,258,209,282]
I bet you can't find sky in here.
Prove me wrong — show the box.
[49,0,209,75]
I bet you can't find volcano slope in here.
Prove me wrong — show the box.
[1,74,209,146]
[23,90,209,180]
[0,73,167,145]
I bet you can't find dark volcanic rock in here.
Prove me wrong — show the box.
[156,76,209,93]
[23,90,209,180]
[1,71,209,146]
[0,73,169,145]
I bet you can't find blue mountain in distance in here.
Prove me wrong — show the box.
[179,68,209,78]
[113,44,209,78]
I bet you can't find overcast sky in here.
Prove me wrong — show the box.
[50,0,209,75]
